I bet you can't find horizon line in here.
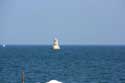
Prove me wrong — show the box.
[1,44,125,46]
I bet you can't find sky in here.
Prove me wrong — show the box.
[0,0,125,45]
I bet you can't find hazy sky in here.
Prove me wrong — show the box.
[0,0,125,45]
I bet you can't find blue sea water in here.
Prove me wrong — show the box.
[0,45,125,83]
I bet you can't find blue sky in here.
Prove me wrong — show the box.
[0,0,125,45]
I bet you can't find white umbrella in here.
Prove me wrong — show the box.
[46,80,62,83]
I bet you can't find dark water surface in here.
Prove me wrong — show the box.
[0,45,125,83]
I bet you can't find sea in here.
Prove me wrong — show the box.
[0,45,125,83]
